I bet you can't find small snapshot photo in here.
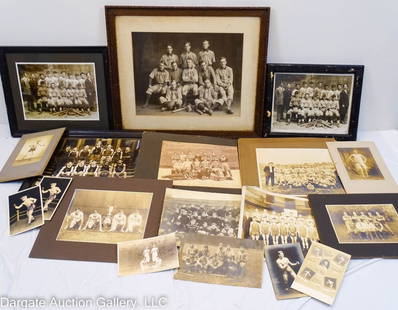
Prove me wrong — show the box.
[337,147,384,180]
[118,233,179,276]
[12,134,53,167]
[158,140,241,188]
[325,204,398,244]
[16,63,99,121]
[57,189,153,244]
[256,148,344,196]
[8,186,44,236]
[264,243,305,300]
[270,73,354,135]
[239,187,318,254]
[175,233,264,288]
[159,188,241,238]
[47,137,137,178]
[133,32,243,116]
[40,176,72,220]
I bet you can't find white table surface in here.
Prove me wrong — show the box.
[0,124,397,310]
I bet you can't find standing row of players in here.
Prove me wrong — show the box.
[20,70,96,113]
[54,142,134,178]
[160,203,239,238]
[64,207,144,233]
[169,151,233,181]
[144,41,235,115]
[182,243,248,278]
[274,81,351,124]
[248,210,318,250]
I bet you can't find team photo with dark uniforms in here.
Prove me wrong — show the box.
[271,73,354,135]
[132,32,243,116]
[16,63,99,120]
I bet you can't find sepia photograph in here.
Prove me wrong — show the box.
[239,187,319,254]
[256,148,344,196]
[16,63,99,121]
[8,186,44,236]
[39,176,72,220]
[158,188,241,238]
[291,242,350,305]
[118,233,179,276]
[270,73,354,135]
[45,137,138,179]
[12,134,53,167]
[174,233,264,288]
[337,147,384,180]
[325,204,398,244]
[57,189,153,244]
[133,33,242,117]
[264,243,305,300]
[158,140,241,188]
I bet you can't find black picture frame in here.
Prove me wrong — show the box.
[19,129,142,191]
[0,46,112,137]
[264,64,364,141]
[309,193,398,258]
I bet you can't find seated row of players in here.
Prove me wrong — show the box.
[248,210,318,250]
[266,163,339,190]
[183,243,248,278]
[57,158,128,178]
[170,151,233,181]
[342,210,395,240]
[160,204,239,238]
[64,206,143,233]
[20,71,96,113]
[144,41,234,115]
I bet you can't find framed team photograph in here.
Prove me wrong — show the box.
[327,141,398,193]
[264,64,364,140]
[29,177,172,263]
[19,130,140,190]
[0,128,65,182]
[309,193,398,258]
[105,6,270,136]
[0,46,111,136]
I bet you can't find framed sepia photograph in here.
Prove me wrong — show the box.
[0,128,65,182]
[29,177,172,263]
[105,6,270,136]
[174,233,264,288]
[264,64,364,140]
[327,141,398,193]
[0,46,112,137]
[159,188,241,238]
[309,193,398,258]
[118,233,179,276]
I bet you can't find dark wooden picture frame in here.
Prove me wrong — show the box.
[105,6,270,137]
[0,46,112,137]
[264,64,364,140]
[309,193,398,258]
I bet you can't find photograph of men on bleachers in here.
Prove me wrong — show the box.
[132,32,243,117]
[270,73,354,135]
[16,63,99,120]
[239,186,319,254]
[256,148,345,196]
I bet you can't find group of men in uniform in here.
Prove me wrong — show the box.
[143,40,235,115]
[54,141,133,178]
[140,243,162,270]
[182,243,248,278]
[168,151,233,181]
[160,203,239,238]
[274,80,351,126]
[20,69,97,115]
[263,162,339,192]
[64,206,144,234]
[341,209,395,241]
[247,209,319,250]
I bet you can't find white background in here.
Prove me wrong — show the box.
[0,0,397,131]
